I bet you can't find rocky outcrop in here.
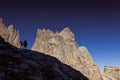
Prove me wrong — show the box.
[0,18,21,48]
[32,27,78,62]
[67,46,103,80]
[32,27,103,80]
[102,73,115,80]
[103,66,120,80]
[0,36,88,80]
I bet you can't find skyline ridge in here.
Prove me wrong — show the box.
[0,18,119,72]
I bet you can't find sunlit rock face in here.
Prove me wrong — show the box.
[32,27,103,80]
[32,27,78,62]
[0,18,21,48]
[103,66,120,80]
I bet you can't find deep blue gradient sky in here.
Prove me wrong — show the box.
[1,0,120,71]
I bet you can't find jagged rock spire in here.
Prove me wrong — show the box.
[0,18,6,29]
[59,27,75,41]
[0,18,21,48]
[32,27,103,80]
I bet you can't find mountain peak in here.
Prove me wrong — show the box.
[0,18,6,29]
[62,27,71,31]
[60,27,72,34]
[0,19,21,48]
[59,27,75,41]
[8,25,14,29]
[32,27,103,80]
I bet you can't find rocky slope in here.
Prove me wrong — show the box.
[0,36,88,80]
[0,18,21,48]
[1,18,120,80]
[32,27,103,80]
[102,66,120,80]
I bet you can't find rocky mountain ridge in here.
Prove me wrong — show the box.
[0,18,120,80]
[32,27,120,80]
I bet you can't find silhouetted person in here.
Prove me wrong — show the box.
[23,40,28,49]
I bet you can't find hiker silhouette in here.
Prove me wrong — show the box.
[23,40,28,49]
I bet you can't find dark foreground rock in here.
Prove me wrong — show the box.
[0,36,88,80]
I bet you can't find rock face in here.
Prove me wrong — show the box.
[103,66,120,80]
[32,27,103,80]
[0,18,21,48]
[0,36,88,80]
[32,27,78,62]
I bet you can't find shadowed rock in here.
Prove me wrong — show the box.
[0,37,88,80]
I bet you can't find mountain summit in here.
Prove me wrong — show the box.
[32,27,103,80]
[1,18,120,80]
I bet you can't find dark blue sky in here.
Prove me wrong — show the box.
[1,0,120,71]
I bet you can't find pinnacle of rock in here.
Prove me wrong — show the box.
[59,27,75,42]
[1,18,120,80]
[32,27,103,80]
[0,18,5,29]
[0,18,21,48]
